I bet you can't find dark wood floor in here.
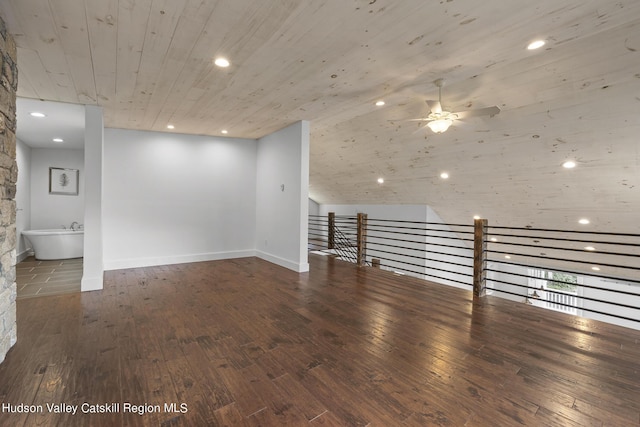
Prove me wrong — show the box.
[0,254,639,426]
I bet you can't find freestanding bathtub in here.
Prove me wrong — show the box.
[22,229,84,260]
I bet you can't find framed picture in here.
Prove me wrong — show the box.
[49,167,79,195]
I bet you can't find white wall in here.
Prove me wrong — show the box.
[15,138,31,260]
[82,105,103,291]
[581,276,640,330]
[103,128,258,270]
[255,121,310,272]
[309,198,319,217]
[30,147,84,230]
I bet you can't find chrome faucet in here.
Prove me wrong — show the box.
[70,221,79,231]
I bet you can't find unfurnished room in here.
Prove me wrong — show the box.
[0,1,639,426]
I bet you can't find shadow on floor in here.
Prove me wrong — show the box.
[16,256,82,299]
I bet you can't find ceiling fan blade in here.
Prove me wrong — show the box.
[426,100,442,114]
[454,105,500,119]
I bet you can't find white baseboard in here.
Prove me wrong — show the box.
[16,249,32,263]
[103,250,257,271]
[255,250,309,273]
[81,275,103,292]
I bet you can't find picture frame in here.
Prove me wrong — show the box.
[49,167,79,195]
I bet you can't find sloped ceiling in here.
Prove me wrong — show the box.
[1,0,639,232]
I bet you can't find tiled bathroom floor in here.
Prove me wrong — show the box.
[16,257,82,299]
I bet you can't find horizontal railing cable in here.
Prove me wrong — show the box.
[488,235,640,252]
[371,255,472,288]
[489,225,640,238]
[487,249,640,273]
[485,257,640,286]
[486,267,640,298]
[486,254,640,284]
[368,238,474,257]
[368,242,474,264]
[484,289,640,323]
[488,283,640,325]
[310,214,639,329]
[367,227,474,242]
[366,247,473,270]
[367,218,473,228]
[366,221,474,235]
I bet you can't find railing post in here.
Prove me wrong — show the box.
[357,213,367,266]
[328,212,335,249]
[473,218,488,297]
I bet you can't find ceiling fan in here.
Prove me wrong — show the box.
[410,78,500,133]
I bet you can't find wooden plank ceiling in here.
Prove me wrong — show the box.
[1,0,639,232]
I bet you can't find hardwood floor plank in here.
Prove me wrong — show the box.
[1,255,639,426]
[271,373,327,422]
[215,357,268,418]
[211,402,252,426]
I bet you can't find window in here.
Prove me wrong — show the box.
[528,269,581,315]
[547,272,578,292]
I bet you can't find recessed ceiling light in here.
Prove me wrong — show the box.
[375,100,385,106]
[221,130,228,134]
[584,246,596,251]
[377,178,384,184]
[505,255,511,259]
[527,40,546,50]
[440,172,449,179]
[53,138,64,143]
[167,124,175,129]
[490,237,498,242]
[579,218,590,225]
[473,215,481,220]
[30,112,46,118]
[592,266,601,271]
[562,160,576,169]
[214,57,230,68]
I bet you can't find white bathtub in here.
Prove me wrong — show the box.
[22,229,84,260]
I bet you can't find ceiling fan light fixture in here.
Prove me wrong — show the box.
[427,119,452,133]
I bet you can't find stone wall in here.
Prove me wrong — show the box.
[0,15,18,363]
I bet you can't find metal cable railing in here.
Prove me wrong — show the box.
[333,224,358,264]
[309,213,640,330]
[484,225,640,328]
[365,218,474,289]
[308,214,359,263]
[308,214,474,289]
